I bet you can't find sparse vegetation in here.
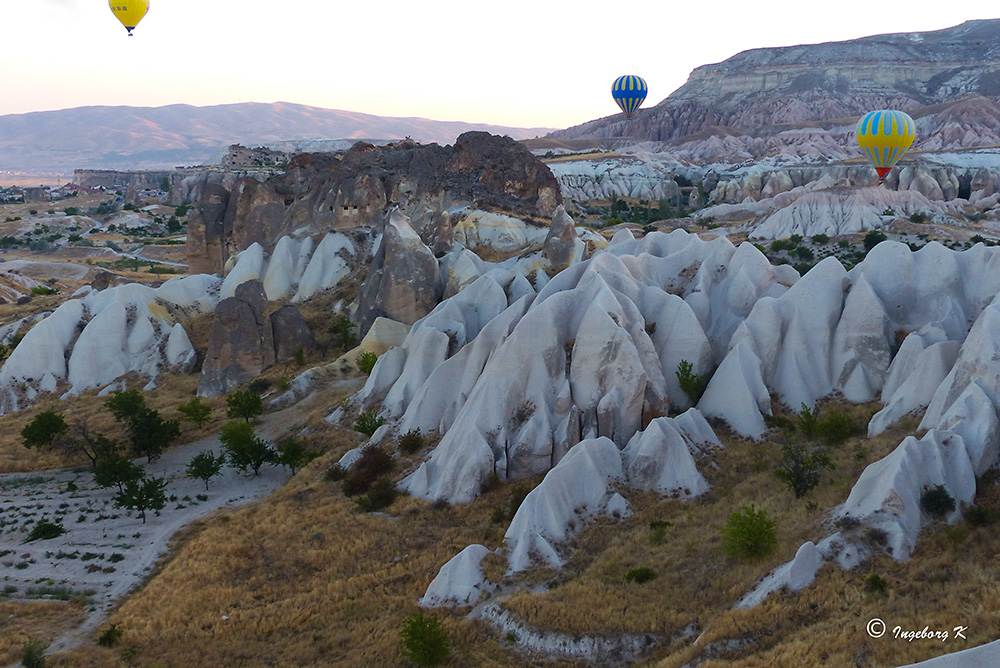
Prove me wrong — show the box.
[624,566,658,584]
[23,520,65,543]
[354,409,384,436]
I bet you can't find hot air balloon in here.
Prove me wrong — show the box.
[856,109,915,181]
[109,0,150,36]
[612,75,647,118]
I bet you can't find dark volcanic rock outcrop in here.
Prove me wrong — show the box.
[188,132,561,274]
[198,279,275,397]
[270,305,320,363]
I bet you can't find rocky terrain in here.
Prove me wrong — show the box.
[8,17,1000,668]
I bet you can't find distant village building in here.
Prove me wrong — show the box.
[223,144,290,168]
[22,187,52,203]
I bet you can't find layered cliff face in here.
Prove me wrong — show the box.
[553,19,1000,145]
[186,132,561,274]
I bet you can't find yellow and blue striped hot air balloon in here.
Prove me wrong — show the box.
[109,0,150,36]
[856,109,916,180]
[612,75,647,118]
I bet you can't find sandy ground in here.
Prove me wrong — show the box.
[0,431,289,656]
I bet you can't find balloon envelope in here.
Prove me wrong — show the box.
[109,0,149,35]
[612,75,647,118]
[856,109,915,179]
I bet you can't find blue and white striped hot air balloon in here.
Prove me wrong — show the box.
[612,75,647,118]
[856,109,916,180]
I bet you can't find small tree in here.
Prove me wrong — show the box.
[178,396,213,427]
[796,403,818,438]
[400,611,450,667]
[333,315,358,349]
[185,451,225,490]
[105,390,179,462]
[226,391,263,423]
[113,476,167,523]
[721,504,777,561]
[93,453,144,493]
[220,421,275,476]
[21,411,69,450]
[775,440,832,499]
[276,440,313,475]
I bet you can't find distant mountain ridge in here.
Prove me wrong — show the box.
[0,101,553,176]
[553,19,1000,145]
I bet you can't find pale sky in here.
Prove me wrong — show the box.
[2,1,999,130]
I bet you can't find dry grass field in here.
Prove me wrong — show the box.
[0,397,984,668]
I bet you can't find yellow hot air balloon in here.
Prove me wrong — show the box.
[109,0,149,36]
[856,109,916,181]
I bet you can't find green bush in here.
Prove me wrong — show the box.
[649,519,671,545]
[864,230,887,252]
[675,359,708,404]
[97,623,124,648]
[920,485,956,518]
[624,567,658,584]
[400,611,450,667]
[355,477,398,512]
[30,286,58,296]
[811,234,830,244]
[398,429,424,455]
[354,409,384,436]
[721,504,777,561]
[865,573,888,595]
[22,638,48,668]
[341,445,395,497]
[964,505,1000,527]
[24,520,65,543]
[816,411,856,445]
[245,377,272,394]
[324,463,347,482]
[358,351,379,375]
